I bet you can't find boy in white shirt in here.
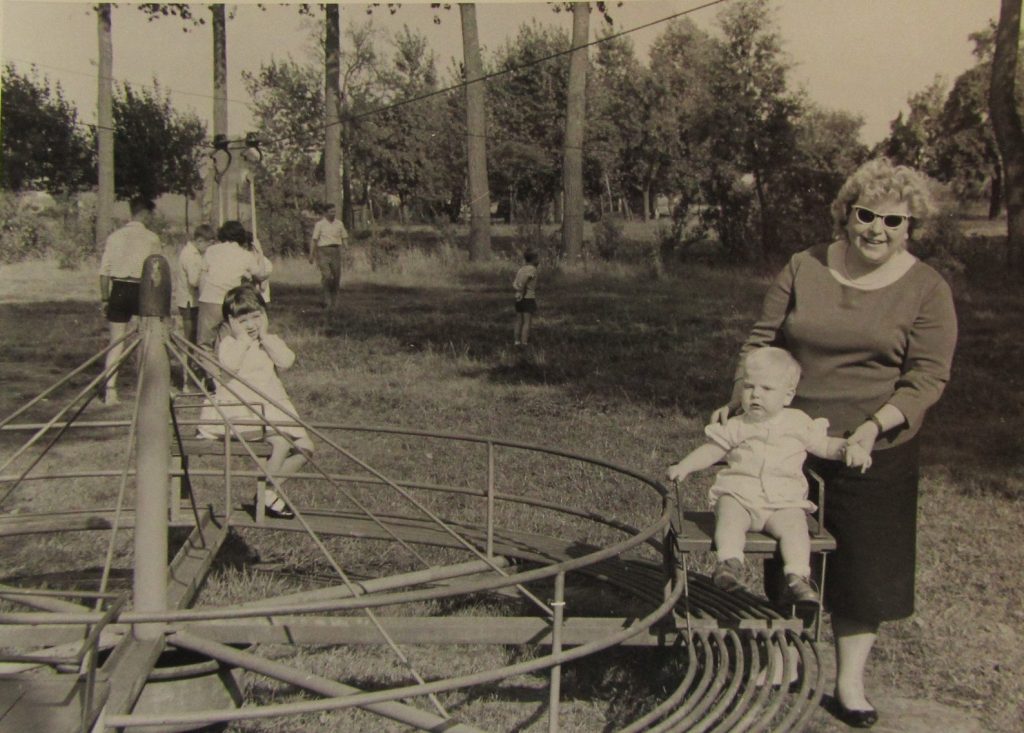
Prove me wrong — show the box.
[175,224,214,388]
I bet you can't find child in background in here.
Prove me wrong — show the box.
[666,347,872,605]
[175,224,215,388]
[513,250,539,346]
[196,220,272,355]
[198,286,312,519]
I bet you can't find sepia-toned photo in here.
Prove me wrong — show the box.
[0,2,1018,731]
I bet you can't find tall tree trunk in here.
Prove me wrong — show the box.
[325,4,343,217]
[989,161,1004,220]
[752,169,772,260]
[561,2,589,260]
[460,3,491,260]
[96,4,114,246]
[990,0,1024,270]
[211,4,227,227]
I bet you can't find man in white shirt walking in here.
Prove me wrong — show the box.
[309,204,348,309]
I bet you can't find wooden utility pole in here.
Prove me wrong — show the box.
[96,4,114,246]
[990,0,1024,271]
[461,3,492,261]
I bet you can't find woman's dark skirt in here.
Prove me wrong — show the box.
[808,436,921,624]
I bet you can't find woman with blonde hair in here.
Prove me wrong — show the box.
[713,158,958,728]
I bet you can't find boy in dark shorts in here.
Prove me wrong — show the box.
[98,196,162,405]
[513,250,539,346]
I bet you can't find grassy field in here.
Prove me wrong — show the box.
[1,237,1022,732]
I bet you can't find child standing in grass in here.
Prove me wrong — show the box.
[175,224,215,389]
[667,347,872,605]
[197,221,273,354]
[199,285,312,519]
[513,250,539,346]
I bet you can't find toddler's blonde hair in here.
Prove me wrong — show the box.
[743,347,801,390]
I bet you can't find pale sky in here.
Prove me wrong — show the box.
[0,1,1003,146]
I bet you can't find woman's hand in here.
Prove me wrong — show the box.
[711,379,745,425]
[710,404,734,425]
[847,420,880,456]
[843,441,873,473]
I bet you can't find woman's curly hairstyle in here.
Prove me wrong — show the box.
[830,158,938,239]
[216,220,250,247]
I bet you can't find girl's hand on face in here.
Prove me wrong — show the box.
[257,312,269,340]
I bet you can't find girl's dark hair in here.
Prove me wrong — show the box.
[524,250,539,264]
[221,284,266,321]
[217,220,250,247]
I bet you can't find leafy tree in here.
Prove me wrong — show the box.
[1,64,94,192]
[640,18,715,219]
[878,78,946,173]
[111,81,206,201]
[369,26,463,220]
[244,57,325,253]
[780,106,869,246]
[486,21,571,223]
[700,0,803,260]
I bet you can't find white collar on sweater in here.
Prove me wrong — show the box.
[826,240,917,290]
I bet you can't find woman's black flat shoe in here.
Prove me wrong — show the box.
[826,695,878,728]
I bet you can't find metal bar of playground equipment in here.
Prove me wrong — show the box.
[487,440,496,558]
[0,501,669,626]
[0,337,141,500]
[173,333,552,617]
[134,255,172,641]
[103,569,685,730]
[548,570,566,733]
[0,330,134,431]
[169,333,435,568]
[170,338,452,719]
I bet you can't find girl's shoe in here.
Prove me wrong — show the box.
[262,495,295,519]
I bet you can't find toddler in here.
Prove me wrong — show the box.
[199,285,312,519]
[667,347,872,605]
[513,250,539,346]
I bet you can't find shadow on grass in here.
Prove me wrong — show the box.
[2,259,1020,501]
[270,274,753,419]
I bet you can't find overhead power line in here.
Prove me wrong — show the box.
[3,0,730,149]
[253,0,730,151]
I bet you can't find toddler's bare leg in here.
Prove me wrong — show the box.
[714,494,752,562]
[764,508,812,578]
